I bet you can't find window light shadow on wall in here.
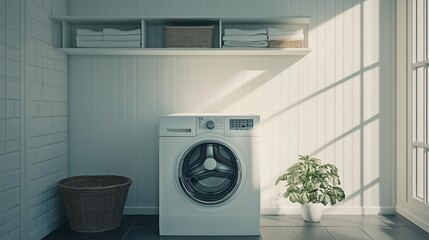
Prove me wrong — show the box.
[259,0,393,214]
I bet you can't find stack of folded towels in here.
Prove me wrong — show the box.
[222,28,268,48]
[267,27,304,48]
[76,28,141,48]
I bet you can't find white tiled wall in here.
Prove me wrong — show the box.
[27,1,68,238]
[68,0,395,215]
[0,0,22,239]
[0,0,68,239]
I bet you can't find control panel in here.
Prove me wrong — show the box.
[230,119,254,130]
[197,116,224,135]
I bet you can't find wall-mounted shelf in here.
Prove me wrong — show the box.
[56,48,312,56]
[51,16,311,56]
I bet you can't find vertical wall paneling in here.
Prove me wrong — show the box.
[334,0,345,207]
[68,0,395,214]
[342,0,354,209]
[95,57,107,174]
[316,0,326,161]
[125,57,137,207]
[350,0,361,208]
[379,0,395,208]
[325,0,336,168]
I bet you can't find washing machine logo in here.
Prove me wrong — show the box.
[178,141,242,205]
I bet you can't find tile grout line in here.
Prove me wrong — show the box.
[290,226,299,240]
[120,226,133,240]
[119,216,140,240]
[357,226,375,240]
[324,226,336,240]
[130,215,139,227]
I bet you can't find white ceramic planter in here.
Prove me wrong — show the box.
[300,203,324,222]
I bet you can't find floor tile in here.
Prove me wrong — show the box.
[134,215,159,226]
[194,236,260,240]
[292,227,335,240]
[260,227,299,240]
[375,215,407,226]
[319,215,351,227]
[123,226,159,240]
[360,226,407,240]
[42,223,90,240]
[42,214,429,240]
[393,226,429,240]
[261,215,321,227]
[326,227,372,240]
[159,236,194,240]
[121,215,139,226]
[86,227,130,240]
[345,215,389,226]
[394,214,429,236]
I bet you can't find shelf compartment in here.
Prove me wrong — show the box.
[51,16,312,56]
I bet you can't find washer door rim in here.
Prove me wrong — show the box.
[178,139,242,205]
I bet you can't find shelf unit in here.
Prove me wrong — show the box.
[51,16,312,56]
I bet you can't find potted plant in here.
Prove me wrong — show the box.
[275,155,345,222]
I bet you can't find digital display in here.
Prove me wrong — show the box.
[230,119,253,130]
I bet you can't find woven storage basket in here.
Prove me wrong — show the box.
[269,40,303,48]
[58,175,132,233]
[164,26,214,48]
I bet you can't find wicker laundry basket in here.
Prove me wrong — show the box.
[164,26,214,48]
[58,175,132,232]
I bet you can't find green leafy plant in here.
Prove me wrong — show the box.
[275,155,345,206]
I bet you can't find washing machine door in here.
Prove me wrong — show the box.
[178,141,242,205]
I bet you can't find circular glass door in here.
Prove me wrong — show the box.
[178,141,241,205]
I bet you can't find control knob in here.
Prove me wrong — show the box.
[206,120,215,129]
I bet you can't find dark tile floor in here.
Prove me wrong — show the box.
[42,214,429,240]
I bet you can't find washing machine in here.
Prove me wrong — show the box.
[159,114,260,236]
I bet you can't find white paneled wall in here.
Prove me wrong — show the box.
[68,0,395,214]
[0,0,21,239]
[0,0,68,239]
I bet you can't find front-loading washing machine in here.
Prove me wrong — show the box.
[159,114,260,236]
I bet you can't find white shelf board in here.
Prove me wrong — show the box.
[221,16,311,24]
[51,16,311,24]
[51,16,142,24]
[57,48,312,56]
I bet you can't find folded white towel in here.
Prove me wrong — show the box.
[76,28,102,36]
[224,40,268,47]
[268,33,304,41]
[224,28,267,36]
[103,35,141,41]
[223,34,268,42]
[103,28,141,36]
[268,27,304,36]
[76,35,103,41]
[76,40,141,48]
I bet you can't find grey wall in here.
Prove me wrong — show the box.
[0,0,68,239]
[68,0,395,214]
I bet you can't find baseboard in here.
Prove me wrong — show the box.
[261,207,395,215]
[123,207,395,215]
[396,206,429,233]
[124,207,159,215]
